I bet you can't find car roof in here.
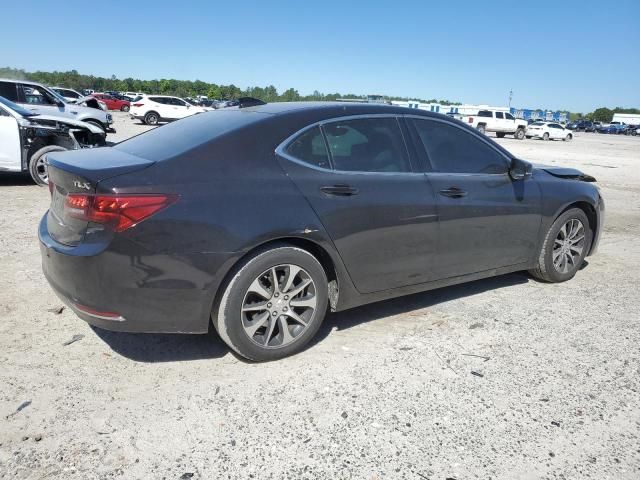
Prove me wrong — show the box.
[0,78,42,86]
[240,101,444,118]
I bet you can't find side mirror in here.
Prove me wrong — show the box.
[509,158,532,181]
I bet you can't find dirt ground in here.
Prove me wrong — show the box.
[1,112,639,479]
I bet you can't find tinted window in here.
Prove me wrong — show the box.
[171,98,187,106]
[0,81,19,101]
[323,118,410,173]
[505,113,515,120]
[477,110,492,117]
[412,119,508,174]
[495,112,504,119]
[22,85,56,105]
[149,96,167,104]
[285,126,330,169]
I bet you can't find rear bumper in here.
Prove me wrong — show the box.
[39,214,235,334]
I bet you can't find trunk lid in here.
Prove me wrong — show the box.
[46,148,155,246]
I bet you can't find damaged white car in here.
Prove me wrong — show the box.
[0,96,106,186]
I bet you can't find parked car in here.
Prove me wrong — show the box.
[0,96,105,185]
[463,109,528,139]
[597,122,626,134]
[39,102,604,361]
[566,120,595,132]
[92,93,131,112]
[526,122,573,141]
[122,92,145,99]
[52,87,84,103]
[0,79,114,133]
[129,95,207,125]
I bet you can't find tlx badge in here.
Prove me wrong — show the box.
[73,181,91,190]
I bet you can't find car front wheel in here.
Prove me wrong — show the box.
[529,208,592,283]
[214,245,328,361]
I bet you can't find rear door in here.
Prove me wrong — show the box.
[409,117,542,278]
[494,111,506,132]
[0,106,21,171]
[277,116,439,293]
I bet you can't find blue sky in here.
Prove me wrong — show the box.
[1,0,638,112]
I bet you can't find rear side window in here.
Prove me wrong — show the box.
[412,119,508,174]
[149,96,166,104]
[495,112,504,119]
[323,118,410,173]
[0,82,19,101]
[285,126,330,169]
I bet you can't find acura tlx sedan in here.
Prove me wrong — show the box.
[39,102,604,361]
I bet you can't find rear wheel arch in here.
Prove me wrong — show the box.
[211,237,340,323]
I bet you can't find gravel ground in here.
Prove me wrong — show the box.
[1,112,639,479]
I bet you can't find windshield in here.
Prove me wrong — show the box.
[47,87,68,103]
[0,95,39,117]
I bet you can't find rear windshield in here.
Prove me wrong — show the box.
[114,109,268,161]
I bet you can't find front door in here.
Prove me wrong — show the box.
[409,117,542,279]
[277,116,439,294]
[0,107,21,171]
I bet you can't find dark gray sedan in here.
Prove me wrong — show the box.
[39,102,604,361]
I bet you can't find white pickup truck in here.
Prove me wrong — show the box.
[463,109,528,140]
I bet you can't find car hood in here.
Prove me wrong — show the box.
[534,164,596,182]
[29,115,106,134]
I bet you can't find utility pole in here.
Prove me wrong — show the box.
[508,90,513,108]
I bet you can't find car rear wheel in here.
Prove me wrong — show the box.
[543,132,550,141]
[564,134,572,141]
[144,112,159,125]
[496,132,505,138]
[29,145,68,186]
[529,208,592,283]
[214,245,328,361]
[121,105,130,112]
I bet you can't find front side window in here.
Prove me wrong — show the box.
[171,98,187,106]
[285,126,330,169]
[21,85,56,105]
[412,119,508,174]
[505,113,515,120]
[323,118,410,173]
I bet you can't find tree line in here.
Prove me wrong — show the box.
[3,67,636,121]
[0,67,460,105]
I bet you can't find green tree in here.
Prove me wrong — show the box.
[591,107,614,122]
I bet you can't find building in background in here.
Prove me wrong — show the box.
[392,100,568,123]
[612,113,640,124]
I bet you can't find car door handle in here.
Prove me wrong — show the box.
[320,185,359,196]
[439,187,467,198]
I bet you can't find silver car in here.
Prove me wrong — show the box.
[0,79,114,133]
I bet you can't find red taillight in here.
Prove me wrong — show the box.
[468,117,474,123]
[64,194,178,232]
[132,103,144,107]
[73,303,124,321]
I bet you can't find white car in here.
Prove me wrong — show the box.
[0,96,105,185]
[122,91,145,99]
[52,87,84,102]
[129,95,207,125]
[526,121,573,141]
[462,109,528,139]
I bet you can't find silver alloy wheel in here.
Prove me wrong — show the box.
[241,264,317,348]
[35,155,48,184]
[553,218,585,274]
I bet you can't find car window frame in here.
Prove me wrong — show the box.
[276,114,420,176]
[404,115,513,176]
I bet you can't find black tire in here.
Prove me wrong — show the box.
[476,124,486,135]
[543,132,550,141]
[214,245,328,361]
[496,132,505,138]
[526,136,532,139]
[28,145,68,186]
[563,134,572,141]
[529,208,592,283]
[144,111,159,125]
[514,128,525,140]
[121,104,130,112]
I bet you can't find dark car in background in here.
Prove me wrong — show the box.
[567,120,595,132]
[39,102,604,361]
